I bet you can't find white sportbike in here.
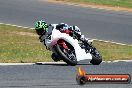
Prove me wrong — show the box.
[41,24,102,66]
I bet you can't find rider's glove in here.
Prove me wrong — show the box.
[80,35,85,41]
[80,35,89,43]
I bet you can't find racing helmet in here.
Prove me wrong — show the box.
[63,23,69,30]
[35,20,48,35]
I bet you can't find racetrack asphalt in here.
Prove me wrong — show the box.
[0,0,132,44]
[0,62,131,88]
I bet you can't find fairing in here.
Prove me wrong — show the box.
[44,24,92,61]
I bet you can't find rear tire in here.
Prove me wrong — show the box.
[54,44,77,66]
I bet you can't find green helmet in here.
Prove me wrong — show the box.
[35,20,48,35]
[35,20,48,32]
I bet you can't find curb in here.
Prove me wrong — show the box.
[0,63,35,66]
[0,23,34,30]
[35,62,66,65]
[102,60,132,63]
[112,60,132,63]
[92,39,132,46]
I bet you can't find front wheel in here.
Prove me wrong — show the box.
[54,43,77,66]
[90,46,102,65]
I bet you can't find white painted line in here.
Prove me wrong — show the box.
[0,22,34,30]
[36,62,91,65]
[113,60,132,63]
[36,62,66,65]
[102,61,112,63]
[0,63,35,66]
[102,60,132,63]
[92,39,132,46]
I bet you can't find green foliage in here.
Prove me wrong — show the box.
[58,0,132,8]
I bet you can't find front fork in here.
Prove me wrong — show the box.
[80,42,94,53]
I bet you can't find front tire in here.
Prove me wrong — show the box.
[51,53,60,62]
[90,47,102,65]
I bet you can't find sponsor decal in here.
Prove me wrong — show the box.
[76,67,131,85]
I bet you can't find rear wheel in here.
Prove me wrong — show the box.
[55,42,77,66]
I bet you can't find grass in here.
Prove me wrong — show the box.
[54,0,132,8]
[93,41,132,61]
[0,24,132,63]
[0,24,53,63]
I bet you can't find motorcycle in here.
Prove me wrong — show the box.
[39,24,102,66]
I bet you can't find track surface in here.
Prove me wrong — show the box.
[0,62,131,88]
[0,0,132,44]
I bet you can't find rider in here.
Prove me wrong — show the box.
[35,20,89,44]
[35,20,91,61]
